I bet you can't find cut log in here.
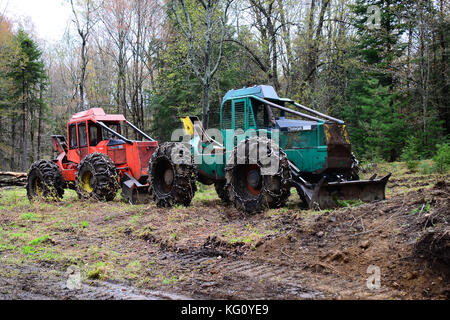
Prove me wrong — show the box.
[0,172,27,187]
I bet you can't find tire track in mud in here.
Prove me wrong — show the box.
[160,251,325,299]
[0,263,191,300]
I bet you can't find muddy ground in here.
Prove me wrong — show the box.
[0,161,449,300]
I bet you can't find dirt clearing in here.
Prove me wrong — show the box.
[0,162,449,299]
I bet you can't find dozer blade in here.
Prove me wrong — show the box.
[121,174,151,205]
[298,174,391,209]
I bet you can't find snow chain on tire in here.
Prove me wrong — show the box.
[26,160,65,201]
[76,153,120,201]
[148,142,197,207]
[225,136,291,214]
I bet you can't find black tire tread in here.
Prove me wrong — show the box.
[225,136,291,214]
[76,153,119,201]
[26,160,65,201]
[148,142,197,207]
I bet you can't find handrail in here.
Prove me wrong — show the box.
[97,121,133,144]
[250,96,325,122]
[292,102,343,124]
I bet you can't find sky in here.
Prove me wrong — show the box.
[2,0,73,42]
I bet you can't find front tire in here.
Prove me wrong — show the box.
[76,153,119,201]
[26,160,65,202]
[225,137,291,214]
[148,142,197,207]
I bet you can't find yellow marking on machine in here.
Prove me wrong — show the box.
[181,117,194,136]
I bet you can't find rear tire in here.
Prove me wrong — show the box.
[148,142,197,207]
[26,160,65,202]
[76,153,119,201]
[225,137,291,214]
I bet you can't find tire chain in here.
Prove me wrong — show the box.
[26,160,65,201]
[148,142,197,207]
[225,136,291,214]
[76,152,120,201]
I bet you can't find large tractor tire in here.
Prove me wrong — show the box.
[148,142,197,207]
[214,180,230,204]
[76,153,120,201]
[225,136,291,214]
[26,160,65,202]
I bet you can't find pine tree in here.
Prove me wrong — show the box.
[7,30,47,170]
[345,0,409,161]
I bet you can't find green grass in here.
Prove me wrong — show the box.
[21,245,38,255]
[80,221,90,229]
[161,274,178,285]
[336,199,364,208]
[87,262,108,280]
[29,234,50,246]
[193,183,219,204]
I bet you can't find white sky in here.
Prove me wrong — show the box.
[2,0,73,42]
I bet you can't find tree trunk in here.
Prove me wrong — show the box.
[10,116,15,170]
[202,83,210,129]
[22,73,28,171]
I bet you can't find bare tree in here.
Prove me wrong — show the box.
[99,0,132,117]
[171,0,233,129]
[70,0,98,110]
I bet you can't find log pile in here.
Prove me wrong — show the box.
[0,172,27,187]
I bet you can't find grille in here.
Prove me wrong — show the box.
[138,144,154,170]
[107,149,126,165]
[234,101,245,130]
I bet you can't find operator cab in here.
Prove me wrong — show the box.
[220,85,319,134]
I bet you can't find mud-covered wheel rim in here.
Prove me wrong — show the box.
[26,160,65,202]
[245,164,262,196]
[34,178,43,196]
[148,142,197,207]
[81,170,94,193]
[153,157,175,195]
[76,153,119,201]
[225,136,291,214]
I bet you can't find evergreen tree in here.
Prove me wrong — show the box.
[345,0,409,161]
[7,30,48,170]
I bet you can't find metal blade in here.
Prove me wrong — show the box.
[298,174,391,209]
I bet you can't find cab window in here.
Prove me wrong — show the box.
[251,100,270,128]
[89,122,102,146]
[78,122,88,147]
[102,123,121,140]
[221,101,232,130]
[69,124,77,149]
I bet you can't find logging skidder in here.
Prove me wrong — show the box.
[26,108,164,204]
[148,85,390,213]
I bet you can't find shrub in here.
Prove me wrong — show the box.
[433,142,450,173]
[419,162,433,174]
[401,138,420,171]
